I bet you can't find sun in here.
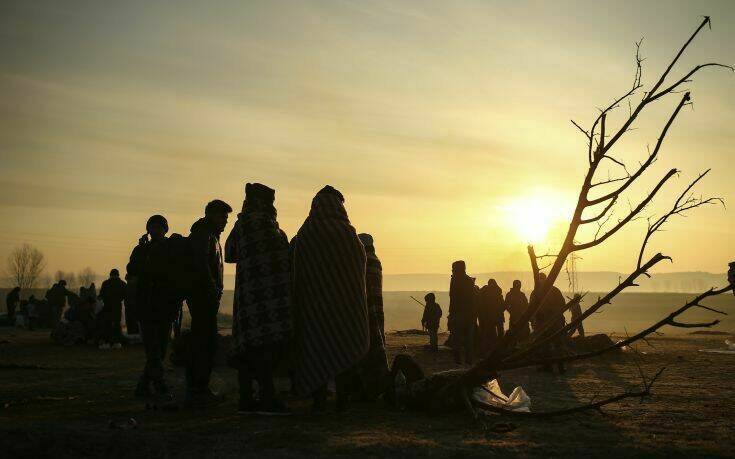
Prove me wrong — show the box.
[501,194,568,244]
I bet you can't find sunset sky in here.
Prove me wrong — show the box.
[1,0,734,282]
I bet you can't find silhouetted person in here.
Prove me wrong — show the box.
[421,292,442,352]
[478,279,505,355]
[530,273,567,373]
[127,215,180,398]
[291,186,369,413]
[224,183,291,415]
[185,199,232,407]
[98,269,127,348]
[568,294,585,338]
[45,280,70,327]
[6,287,20,324]
[355,233,390,400]
[448,260,477,365]
[505,280,530,343]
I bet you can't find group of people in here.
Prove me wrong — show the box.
[126,184,389,415]
[422,262,584,372]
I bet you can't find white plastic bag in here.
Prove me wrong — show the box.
[472,379,531,413]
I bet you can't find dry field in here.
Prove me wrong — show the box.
[1,327,734,458]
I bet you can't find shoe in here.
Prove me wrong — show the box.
[112,343,122,349]
[257,399,291,416]
[237,399,260,415]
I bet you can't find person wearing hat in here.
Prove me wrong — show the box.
[127,214,180,398]
[98,268,128,349]
[225,183,291,415]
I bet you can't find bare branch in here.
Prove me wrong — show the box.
[576,169,678,250]
[637,169,725,268]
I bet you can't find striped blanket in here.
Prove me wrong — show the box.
[224,207,291,357]
[291,187,369,396]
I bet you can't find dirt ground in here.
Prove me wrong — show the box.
[1,328,734,458]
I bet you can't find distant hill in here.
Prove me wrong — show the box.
[218,271,729,293]
[379,271,729,293]
[3,271,727,294]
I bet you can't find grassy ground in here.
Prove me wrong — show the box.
[1,328,734,458]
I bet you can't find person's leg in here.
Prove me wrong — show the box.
[312,384,328,414]
[429,327,438,351]
[464,322,475,365]
[137,317,160,396]
[237,366,256,412]
[186,296,219,396]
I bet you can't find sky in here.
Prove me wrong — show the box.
[1,0,734,282]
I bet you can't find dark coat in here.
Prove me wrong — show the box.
[190,217,224,299]
[478,282,504,326]
[505,287,530,340]
[126,237,179,321]
[100,277,126,305]
[530,284,566,334]
[422,301,442,330]
[448,274,477,329]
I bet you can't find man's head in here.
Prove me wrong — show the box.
[424,292,435,303]
[205,199,233,234]
[59,280,67,287]
[488,278,498,287]
[513,279,521,290]
[452,260,466,275]
[539,273,548,283]
[146,214,169,240]
[110,269,120,278]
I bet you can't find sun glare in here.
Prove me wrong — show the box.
[502,194,568,244]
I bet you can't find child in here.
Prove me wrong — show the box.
[421,293,443,352]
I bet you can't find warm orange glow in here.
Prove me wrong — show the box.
[502,193,570,244]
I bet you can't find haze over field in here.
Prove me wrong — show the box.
[1,0,734,281]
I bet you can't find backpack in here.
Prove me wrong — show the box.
[146,233,198,302]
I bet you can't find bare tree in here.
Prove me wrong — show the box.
[77,267,97,287]
[6,244,46,290]
[402,17,734,417]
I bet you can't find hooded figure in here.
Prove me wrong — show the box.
[291,186,369,412]
[225,183,291,414]
[478,279,505,355]
[355,233,389,400]
[505,280,530,342]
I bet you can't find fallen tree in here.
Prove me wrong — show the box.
[395,16,734,417]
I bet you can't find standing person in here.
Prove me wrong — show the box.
[505,280,530,343]
[185,199,232,407]
[291,186,369,413]
[46,280,70,327]
[478,279,505,355]
[448,260,477,365]
[568,294,585,338]
[98,269,127,349]
[127,215,180,398]
[421,293,442,352]
[530,273,567,373]
[356,233,390,400]
[224,183,291,415]
[5,287,20,324]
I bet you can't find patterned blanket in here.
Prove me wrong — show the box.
[291,187,369,396]
[224,208,291,357]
